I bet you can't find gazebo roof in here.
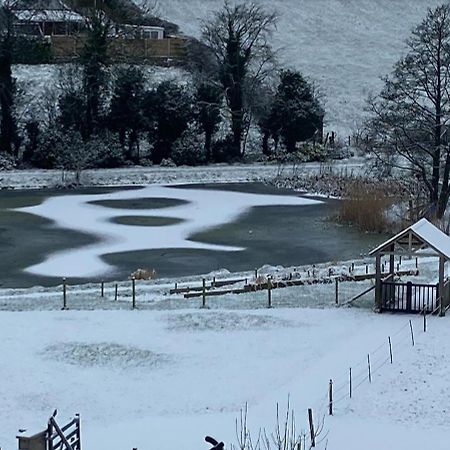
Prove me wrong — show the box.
[369,218,450,260]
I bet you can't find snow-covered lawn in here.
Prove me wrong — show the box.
[1,303,448,450]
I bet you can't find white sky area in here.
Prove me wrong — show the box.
[17,185,320,278]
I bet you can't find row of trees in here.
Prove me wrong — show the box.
[0,1,325,171]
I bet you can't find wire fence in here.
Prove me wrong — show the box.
[300,309,437,449]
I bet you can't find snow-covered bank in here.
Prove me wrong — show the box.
[0,160,365,190]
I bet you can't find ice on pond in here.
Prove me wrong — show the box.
[17,185,321,278]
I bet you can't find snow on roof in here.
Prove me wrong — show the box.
[370,218,450,259]
[15,9,85,22]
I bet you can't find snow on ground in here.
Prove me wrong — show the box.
[0,258,447,450]
[1,299,449,450]
[18,184,320,278]
[0,159,366,190]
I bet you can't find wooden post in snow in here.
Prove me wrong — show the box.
[308,409,315,447]
[335,278,339,305]
[62,277,67,310]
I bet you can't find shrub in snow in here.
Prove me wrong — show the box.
[0,154,16,170]
[131,268,157,280]
[90,134,126,168]
[171,128,206,166]
[160,158,176,167]
[211,135,239,163]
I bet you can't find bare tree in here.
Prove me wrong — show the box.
[368,4,450,219]
[201,1,277,158]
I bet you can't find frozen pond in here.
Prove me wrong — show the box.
[0,183,386,287]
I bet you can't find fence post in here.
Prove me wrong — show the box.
[349,367,352,398]
[423,307,427,332]
[267,277,272,308]
[328,379,333,415]
[62,277,67,310]
[115,283,118,301]
[308,409,315,447]
[335,278,339,305]
[388,336,393,364]
[367,354,372,383]
[132,277,136,309]
[101,280,104,298]
[201,278,207,308]
[409,320,415,346]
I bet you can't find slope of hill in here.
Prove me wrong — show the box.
[159,0,443,136]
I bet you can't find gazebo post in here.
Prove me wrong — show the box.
[439,255,445,317]
[389,244,395,279]
[375,253,382,312]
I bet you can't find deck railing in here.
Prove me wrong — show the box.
[381,281,438,313]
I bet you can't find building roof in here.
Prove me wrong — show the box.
[369,218,450,260]
[13,0,85,22]
[15,9,85,22]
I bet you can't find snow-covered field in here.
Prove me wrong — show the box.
[1,302,449,450]
[159,0,442,135]
[0,256,449,450]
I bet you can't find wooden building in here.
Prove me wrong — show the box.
[370,218,450,316]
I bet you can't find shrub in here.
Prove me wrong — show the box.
[131,268,157,280]
[171,128,206,166]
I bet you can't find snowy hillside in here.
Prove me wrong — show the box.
[159,0,443,136]
[14,1,443,136]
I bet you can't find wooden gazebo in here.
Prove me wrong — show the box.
[369,218,450,316]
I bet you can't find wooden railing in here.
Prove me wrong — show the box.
[381,281,438,313]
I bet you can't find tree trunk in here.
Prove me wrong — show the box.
[0,32,17,156]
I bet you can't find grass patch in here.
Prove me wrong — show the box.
[337,182,397,233]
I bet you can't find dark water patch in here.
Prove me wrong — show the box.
[0,186,138,288]
[111,215,184,227]
[0,209,97,288]
[0,186,128,209]
[89,197,189,210]
[102,201,387,280]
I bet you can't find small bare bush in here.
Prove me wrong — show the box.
[131,268,157,280]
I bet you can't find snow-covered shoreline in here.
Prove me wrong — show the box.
[0,160,365,190]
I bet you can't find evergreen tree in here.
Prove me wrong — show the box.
[195,81,222,161]
[109,66,145,162]
[0,3,18,157]
[270,70,324,153]
[142,81,193,164]
[81,9,110,137]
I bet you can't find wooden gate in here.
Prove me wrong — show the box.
[381,281,438,313]
[47,415,81,450]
